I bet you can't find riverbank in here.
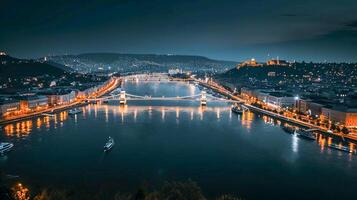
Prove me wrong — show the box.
[197,80,357,142]
[0,101,86,126]
[0,77,121,126]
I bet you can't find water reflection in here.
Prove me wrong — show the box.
[2,104,356,157]
[2,111,69,137]
[134,108,137,122]
[258,113,357,155]
[161,107,165,121]
[3,104,231,137]
[292,134,299,153]
[4,120,33,137]
[241,111,254,129]
[318,134,326,153]
[105,105,109,123]
[36,118,42,129]
[176,107,179,118]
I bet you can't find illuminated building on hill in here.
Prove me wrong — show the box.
[237,58,263,69]
[266,58,289,66]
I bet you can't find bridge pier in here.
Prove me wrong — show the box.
[119,91,127,105]
[200,91,207,106]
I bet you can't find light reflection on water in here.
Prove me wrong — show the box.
[260,115,357,155]
[2,105,235,137]
[2,110,71,137]
[292,134,299,153]
[2,101,356,156]
[241,111,253,130]
[1,81,357,200]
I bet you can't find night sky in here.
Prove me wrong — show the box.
[1,0,357,62]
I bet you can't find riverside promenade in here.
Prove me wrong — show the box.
[197,79,357,142]
[0,77,121,125]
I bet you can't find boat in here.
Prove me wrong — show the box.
[42,113,55,117]
[231,105,243,114]
[295,129,317,140]
[104,137,115,152]
[0,142,14,155]
[240,104,249,111]
[282,125,295,134]
[328,143,356,154]
[68,109,82,115]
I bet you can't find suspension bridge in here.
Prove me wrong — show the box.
[87,90,246,107]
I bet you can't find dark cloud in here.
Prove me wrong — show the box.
[1,0,357,61]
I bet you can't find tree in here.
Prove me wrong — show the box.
[216,194,243,200]
[342,127,349,135]
[0,186,13,200]
[158,180,205,200]
[134,188,146,200]
[33,189,68,200]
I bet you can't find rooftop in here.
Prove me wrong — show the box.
[268,92,293,97]
[15,95,48,101]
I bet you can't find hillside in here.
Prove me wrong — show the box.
[47,53,238,73]
[0,55,71,78]
[215,62,357,93]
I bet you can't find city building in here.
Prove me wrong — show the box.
[18,95,49,111]
[265,92,296,109]
[267,72,276,77]
[241,87,296,110]
[321,106,357,127]
[168,68,182,75]
[0,99,21,118]
[240,87,259,99]
[296,99,324,116]
[266,59,289,66]
[45,90,76,106]
[237,58,263,68]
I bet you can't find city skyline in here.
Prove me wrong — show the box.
[1,1,357,199]
[1,0,357,62]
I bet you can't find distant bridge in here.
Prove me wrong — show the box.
[87,73,246,108]
[123,73,170,82]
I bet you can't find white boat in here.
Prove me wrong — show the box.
[42,113,55,117]
[328,143,357,154]
[295,129,317,140]
[282,125,295,134]
[68,109,82,115]
[0,142,14,155]
[231,105,243,114]
[104,137,115,152]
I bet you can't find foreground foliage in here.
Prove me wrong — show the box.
[1,179,242,200]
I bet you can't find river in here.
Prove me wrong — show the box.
[1,80,357,199]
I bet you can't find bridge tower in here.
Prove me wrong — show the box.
[200,91,207,106]
[119,91,127,105]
